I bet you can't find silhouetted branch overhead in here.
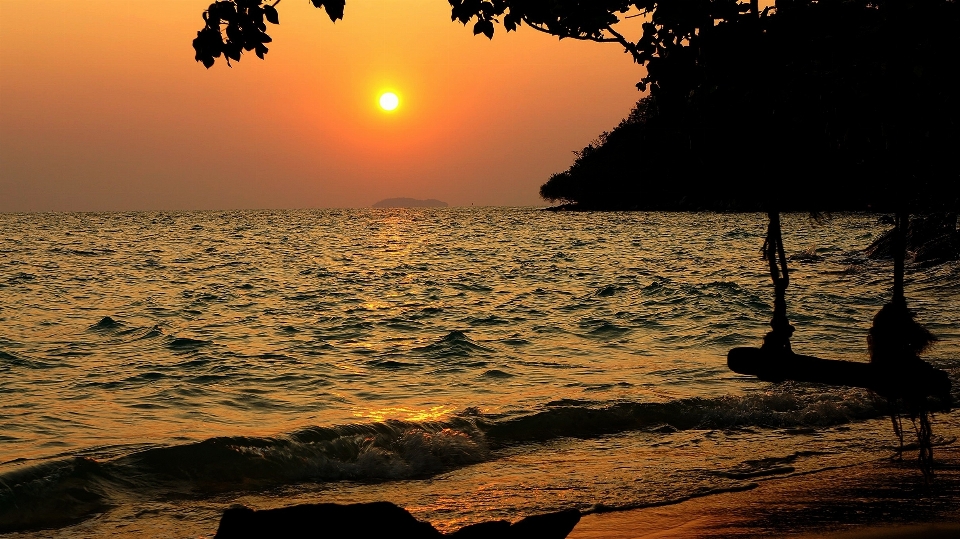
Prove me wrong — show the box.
[192,1,753,93]
[539,1,960,212]
[192,1,960,213]
[193,0,344,68]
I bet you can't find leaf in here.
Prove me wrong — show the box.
[225,23,242,44]
[225,42,243,62]
[322,0,345,22]
[479,1,494,17]
[474,19,494,39]
[264,4,279,24]
[193,27,223,68]
[504,12,521,32]
[454,0,482,24]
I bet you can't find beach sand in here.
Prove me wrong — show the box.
[568,444,960,538]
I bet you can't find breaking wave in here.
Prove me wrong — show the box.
[0,388,885,532]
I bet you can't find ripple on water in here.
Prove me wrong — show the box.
[1,210,958,534]
[412,331,493,359]
[166,337,211,350]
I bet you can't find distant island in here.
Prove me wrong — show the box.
[372,198,448,208]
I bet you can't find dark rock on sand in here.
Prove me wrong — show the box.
[506,509,581,539]
[214,502,581,539]
[215,502,441,539]
[446,520,511,538]
[446,510,580,538]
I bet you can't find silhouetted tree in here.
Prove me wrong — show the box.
[191,1,959,212]
[537,1,960,213]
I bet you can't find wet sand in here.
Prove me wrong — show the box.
[569,444,960,538]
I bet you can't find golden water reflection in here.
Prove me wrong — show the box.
[355,405,458,423]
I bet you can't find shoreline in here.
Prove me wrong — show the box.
[568,444,960,538]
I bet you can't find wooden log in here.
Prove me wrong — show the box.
[727,347,952,404]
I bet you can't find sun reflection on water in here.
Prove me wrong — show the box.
[355,405,457,422]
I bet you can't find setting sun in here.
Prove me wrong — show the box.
[379,92,400,111]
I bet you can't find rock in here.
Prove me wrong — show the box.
[509,509,582,539]
[447,520,511,538]
[214,502,442,539]
[447,512,580,538]
[213,502,581,539]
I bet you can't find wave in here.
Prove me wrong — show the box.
[412,331,492,359]
[712,450,824,479]
[6,272,35,285]
[480,369,514,379]
[579,319,631,338]
[47,247,116,257]
[0,388,887,532]
[583,482,760,515]
[0,350,57,370]
[88,316,123,330]
[594,284,626,297]
[166,337,211,350]
[0,457,112,532]
[480,390,882,445]
[0,422,487,532]
[464,315,510,326]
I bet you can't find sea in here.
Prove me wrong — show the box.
[1,209,957,537]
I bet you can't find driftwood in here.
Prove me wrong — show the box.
[214,501,581,539]
[728,347,952,406]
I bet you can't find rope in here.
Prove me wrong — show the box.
[761,211,795,353]
[892,212,907,305]
[871,212,937,481]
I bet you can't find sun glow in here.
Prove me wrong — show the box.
[379,92,400,111]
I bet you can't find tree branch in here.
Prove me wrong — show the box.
[604,25,642,64]
[521,17,621,44]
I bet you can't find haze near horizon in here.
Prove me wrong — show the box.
[0,0,644,212]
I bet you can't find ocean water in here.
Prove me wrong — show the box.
[0,209,957,536]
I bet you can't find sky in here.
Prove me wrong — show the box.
[0,1,646,211]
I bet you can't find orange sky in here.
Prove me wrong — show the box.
[0,1,645,211]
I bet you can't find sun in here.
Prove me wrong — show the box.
[379,92,399,111]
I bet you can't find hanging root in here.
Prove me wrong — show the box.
[868,302,937,366]
[890,409,904,461]
[870,301,938,480]
[915,411,934,482]
[888,406,935,481]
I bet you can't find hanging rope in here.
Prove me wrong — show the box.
[868,212,939,481]
[761,211,795,354]
[892,212,907,305]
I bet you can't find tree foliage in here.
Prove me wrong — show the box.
[193,0,345,68]
[192,0,960,212]
[541,0,960,211]
[193,0,744,94]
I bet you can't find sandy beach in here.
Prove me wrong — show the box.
[569,444,960,539]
